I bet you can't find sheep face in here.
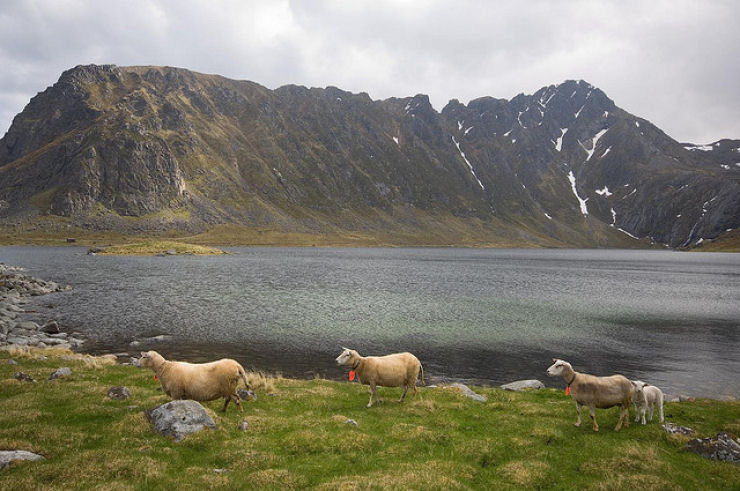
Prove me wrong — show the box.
[546,358,572,377]
[139,350,164,368]
[632,380,648,394]
[336,348,359,367]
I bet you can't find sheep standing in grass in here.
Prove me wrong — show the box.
[546,358,633,432]
[140,351,251,412]
[631,380,665,424]
[335,348,424,408]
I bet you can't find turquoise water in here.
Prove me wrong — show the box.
[2,246,739,397]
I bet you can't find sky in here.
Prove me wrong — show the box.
[1,0,738,144]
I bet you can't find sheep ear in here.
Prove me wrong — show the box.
[552,358,558,363]
[140,352,147,357]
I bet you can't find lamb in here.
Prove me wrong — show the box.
[140,350,251,412]
[631,380,665,424]
[546,358,633,432]
[335,348,424,408]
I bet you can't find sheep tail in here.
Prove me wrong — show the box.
[238,365,251,390]
[419,363,425,386]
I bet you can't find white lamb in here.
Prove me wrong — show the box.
[140,350,251,412]
[335,348,424,408]
[631,380,665,424]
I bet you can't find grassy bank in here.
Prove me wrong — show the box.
[94,240,226,256]
[1,348,738,489]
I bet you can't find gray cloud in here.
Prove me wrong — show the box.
[1,0,738,143]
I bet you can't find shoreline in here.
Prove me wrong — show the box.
[1,262,736,402]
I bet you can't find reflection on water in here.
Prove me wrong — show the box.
[3,246,739,397]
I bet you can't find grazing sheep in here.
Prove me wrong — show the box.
[546,358,633,432]
[335,348,424,408]
[140,351,251,412]
[631,380,665,424]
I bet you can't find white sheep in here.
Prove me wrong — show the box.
[546,358,634,432]
[631,380,665,424]
[335,348,424,408]
[140,350,251,412]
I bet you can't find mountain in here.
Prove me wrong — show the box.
[1,64,738,248]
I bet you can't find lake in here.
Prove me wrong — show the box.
[2,246,738,398]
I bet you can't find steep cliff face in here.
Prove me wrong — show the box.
[1,65,738,247]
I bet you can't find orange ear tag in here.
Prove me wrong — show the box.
[565,386,570,395]
[349,370,356,381]
[154,375,159,381]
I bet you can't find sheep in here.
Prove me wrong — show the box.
[140,350,251,412]
[335,348,424,408]
[546,358,633,432]
[631,380,665,424]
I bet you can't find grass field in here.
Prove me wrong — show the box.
[0,348,738,489]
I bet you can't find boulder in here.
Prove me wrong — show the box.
[14,371,35,382]
[0,450,45,469]
[686,433,740,463]
[49,367,72,380]
[448,383,487,402]
[13,321,38,331]
[107,386,131,400]
[41,320,60,334]
[500,379,545,391]
[145,400,216,442]
[662,423,695,435]
[237,388,256,402]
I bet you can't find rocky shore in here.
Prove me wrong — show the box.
[0,264,85,350]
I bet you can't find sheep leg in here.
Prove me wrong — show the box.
[640,406,646,425]
[574,402,583,427]
[399,384,408,402]
[633,402,640,422]
[233,394,243,412]
[588,405,599,432]
[658,400,664,423]
[222,396,230,412]
[411,383,417,399]
[647,403,653,422]
[367,383,377,408]
[614,404,629,431]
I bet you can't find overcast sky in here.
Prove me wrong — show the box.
[1,0,738,143]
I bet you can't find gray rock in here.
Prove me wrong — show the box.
[238,420,249,432]
[14,371,35,382]
[7,336,29,345]
[346,418,358,426]
[679,394,695,402]
[166,249,177,255]
[14,321,39,331]
[145,400,216,442]
[41,320,60,334]
[449,383,487,402]
[237,388,256,402]
[662,423,695,435]
[0,450,46,469]
[500,379,545,391]
[6,359,17,365]
[107,386,131,400]
[49,367,72,380]
[686,433,740,463]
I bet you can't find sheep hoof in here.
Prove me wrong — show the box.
[573,422,581,427]
[593,427,599,432]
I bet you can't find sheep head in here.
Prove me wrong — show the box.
[335,348,359,367]
[631,380,648,395]
[139,350,165,368]
[546,358,572,377]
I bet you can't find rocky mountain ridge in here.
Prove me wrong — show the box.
[1,64,738,247]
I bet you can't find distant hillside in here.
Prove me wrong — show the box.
[1,64,738,248]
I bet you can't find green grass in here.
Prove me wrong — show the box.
[0,348,738,489]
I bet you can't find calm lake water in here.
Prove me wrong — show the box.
[2,246,739,397]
